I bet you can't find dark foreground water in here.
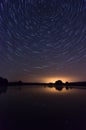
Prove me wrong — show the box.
[0,86,86,130]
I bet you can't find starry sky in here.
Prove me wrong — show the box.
[0,0,86,83]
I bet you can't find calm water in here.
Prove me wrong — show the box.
[0,85,86,130]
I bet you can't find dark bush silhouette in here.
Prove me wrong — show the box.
[65,82,69,85]
[0,77,8,86]
[55,80,63,85]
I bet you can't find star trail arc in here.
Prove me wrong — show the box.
[0,0,86,82]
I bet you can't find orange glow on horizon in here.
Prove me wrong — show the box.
[21,75,77,83]
[43,76,73,83]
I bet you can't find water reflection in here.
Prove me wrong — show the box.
[0,86,8,95]
[0,86,22,95]
[0,85,86,130]
[47,84,86,92]
[47,84,72,91]
[0,85,86,96]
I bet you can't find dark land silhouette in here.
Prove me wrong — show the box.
[0,77,8,94]
[1,76,86,88]
[0,77,8,86]
[8,80,86,87]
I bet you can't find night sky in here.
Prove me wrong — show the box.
[0,0,86,83]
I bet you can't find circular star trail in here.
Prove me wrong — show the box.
[0,0,86,82]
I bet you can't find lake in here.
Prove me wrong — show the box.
[0,85,86,130]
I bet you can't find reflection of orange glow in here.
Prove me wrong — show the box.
[45,87,69,93]
[45,87,57,93]
[44,77,72,83]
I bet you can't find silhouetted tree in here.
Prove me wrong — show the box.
[55,80,63,85]
[0,77,8,86]
[65,82,69,86]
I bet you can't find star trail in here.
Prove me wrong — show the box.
[0,0,86,82]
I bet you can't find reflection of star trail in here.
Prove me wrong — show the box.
[0,0,86,82]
